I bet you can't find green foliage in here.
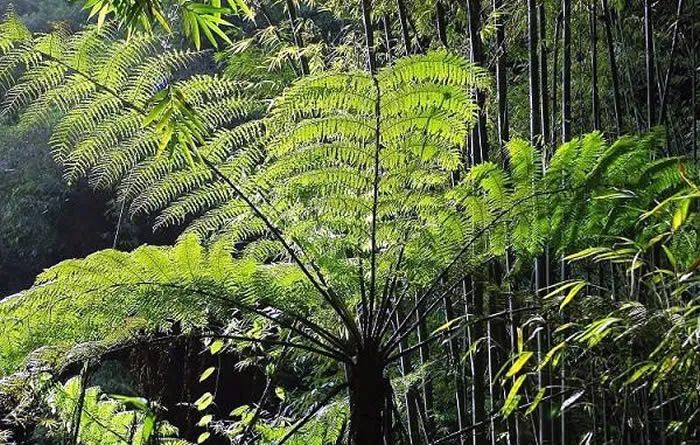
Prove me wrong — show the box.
[1,8,698,443]
[0,235,231,373]
[1,0,84,32]
[0,123,67,294]
[48,375,187,444]
[509,181,699,433]
[80,0,252,49]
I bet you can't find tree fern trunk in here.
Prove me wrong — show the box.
[601,0,623,135]
[348,347,389,445]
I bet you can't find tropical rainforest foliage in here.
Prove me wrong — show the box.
[0,0,698,444]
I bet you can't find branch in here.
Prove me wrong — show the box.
[131,281,350,360]
[201,333,341,361]
[385,306,537,363]
[380,186,585,355]
[201,159,362,345]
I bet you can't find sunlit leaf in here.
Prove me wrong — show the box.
[559,281,586,310]
[210,339,225,355]
[195,392,214,411]
[672,198,690,230]
[506,351,533,378]
[501,375,527,417]
[200,366,216,382]
[560,390,585,412]
[525,387,546,415]
[197,414,213,427]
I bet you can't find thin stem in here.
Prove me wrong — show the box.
[386,307,536,363]
[202,158,361,345]
[367,75,382,341]
[659,0,685,123]
[202,333,340,361]
[381,186,582,353]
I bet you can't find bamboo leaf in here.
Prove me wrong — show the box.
[195,392,214,411]
[560,390,585,412]
[538,341,567,370]
[197,414,213,427]
[564,247,609,262]
[525,387,546,415]
[210,339,225,355]
[506,351,533,378]
[432,316,464,335]
[672,198,690,230]
[559,281,586,310]
[501,374,527,417]
[199,367,216,382]
[625,363,656,385]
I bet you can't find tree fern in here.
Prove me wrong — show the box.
[2,12,697,442]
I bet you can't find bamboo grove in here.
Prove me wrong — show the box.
[0,0,697,444]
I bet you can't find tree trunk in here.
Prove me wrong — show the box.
[465,0,489,164]
[644,0,656,128]
[436,1,448,47]
[493,0,509,168]
[538,2,550,144]
[383,14,394,65]
[693,3,697,161]
[528,0,541,144]
[396,0,412,56]
[551,12,561,148]
[601,0,623,135]
[562,0,571,142]
[444,291,468,445]
[285,0,309,75]
[348,346,389,445]
[659,0,685,123]
[471,279,487,445]
[394,310,420,444]
[415,293,435,435]
[590,2,600,130]
[361,0,377,73]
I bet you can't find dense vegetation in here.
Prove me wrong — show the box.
[0,0,697,444]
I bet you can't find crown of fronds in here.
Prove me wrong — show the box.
[1,232,356,375]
